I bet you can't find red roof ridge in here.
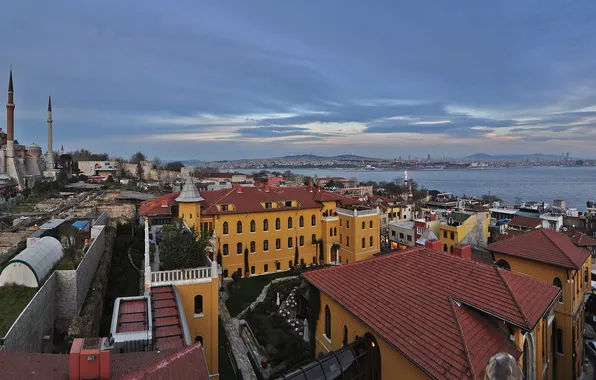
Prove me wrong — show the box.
[449,298,476,380]
[495,266,530,328]
[121,344,205,380]
[541,229,578,268]
[202,187,237,213]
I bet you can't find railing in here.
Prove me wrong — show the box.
[336,207,379,217]
[151,266,212,284]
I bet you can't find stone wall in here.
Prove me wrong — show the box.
[93,211,108,226]
[1,273,57,352]
[96,204,136,225]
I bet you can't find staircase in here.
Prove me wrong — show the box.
[150,286,185,351]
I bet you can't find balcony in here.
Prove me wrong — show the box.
[321,211,339,222]
[336,207,379,217]
[150,265,214,286]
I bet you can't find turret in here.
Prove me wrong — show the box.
[176,176,204,230]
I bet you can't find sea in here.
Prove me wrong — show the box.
[232,166,596,211]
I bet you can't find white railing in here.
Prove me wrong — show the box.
[321,215,339,222]
[151,266,212,285]
[336,207,379,217]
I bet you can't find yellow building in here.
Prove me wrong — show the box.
[438,211,490,253]
[489,229,592,380]
[299,241,561,380]
[174,180,380,277]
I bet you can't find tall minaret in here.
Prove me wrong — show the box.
[46,96,54,170]
[6,66,15,155]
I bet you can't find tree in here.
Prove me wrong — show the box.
[244,247,250,275]
[60,224,84,269]
[165,161,185,172]
[318,239,324,264]
[159,226,209,270]
[131,151,146,164]
[294,245,299,266]
[303,176,314,186]
[68,149,109,161]
[136,163,144,180]
[481,193,502,204]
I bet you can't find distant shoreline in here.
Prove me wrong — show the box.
[228,165,589,172]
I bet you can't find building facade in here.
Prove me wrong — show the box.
[438,211,490,253]
[489,229,592,380]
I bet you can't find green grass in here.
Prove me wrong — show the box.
[226,271,298,317]
[0,285,38,336]
[218,317,240,380]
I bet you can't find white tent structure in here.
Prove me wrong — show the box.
[0,237,63,288]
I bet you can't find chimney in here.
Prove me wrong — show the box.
[161,199,168,208]
[308,181,313,193]
[453,245,472,260]
[236,185,243,194]
[429,213,436,221]
[69,338,112,380]
[264,184,270,193]
[425,239,442,251]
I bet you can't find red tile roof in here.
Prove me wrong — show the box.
[0,346,209,380]
[488,229,591,270]
[569,231,596,247]
[303,247,560,380]
[140,193,179,216]
[507,216,542,229]
[150,286,185,351]
[492,230,528,243]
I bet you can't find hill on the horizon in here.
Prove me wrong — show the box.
[465,153,563,160]
[279,154,381,161]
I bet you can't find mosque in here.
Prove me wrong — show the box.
[0,67,56,189]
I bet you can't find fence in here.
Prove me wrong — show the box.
[150,267,212,285]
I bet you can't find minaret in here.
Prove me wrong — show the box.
[46,96,54,170]
[6,66,15,155]
[60,144,64,155]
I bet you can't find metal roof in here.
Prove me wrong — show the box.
[175,176,204,203]
[0,237,63,287]
[72,220,89,229]
[39,219,66,230]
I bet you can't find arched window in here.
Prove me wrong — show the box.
[263,219,269,231]
[334,227,337,236]
[237,221,242,234]
[362,221,365,230]
[523,333,535,380]
[362,238,365,248]
[251,266,255,274]
[250,241,255,253]
[276,238,281,249]
[369,220,373,228]
[223,244,229,256]
[223,222,229,235]
[343,325,348,347]
[250,220,255,232]
[449,246,453,254]
[325,305,331,339]
[194,295,203,315]
[264,240,269,251]
[330,228,333,236]
[370,236,373,247]
[300,236,304,246]
[237,242,243,255]
[276,218,281,230]
[443,244,448,252]
[495,259,511,270]
[553,277,563,303]
[189,214,192,219]
[450,232,455,240]
[299,216,304,227]
[311,214,316,226]
[194,336,203,345]
[288,217,293,229]
[312,234,317,244]
[288,237,293,248]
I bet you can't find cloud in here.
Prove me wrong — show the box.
[1,1,596,159]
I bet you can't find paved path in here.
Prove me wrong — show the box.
[219,286,258,380]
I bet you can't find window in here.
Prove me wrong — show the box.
[556,328,563,355]
[450,245,453,254]
[276,262,281,271]
[276,218,281,230]
[263,219,269,231]
[312,234,317,244]
[223,269,228,278]
[391,230,396,237]
[334,227,337,236]
[223,222,229,235]
[330,228,333,236]
[407,235,412,242]
[585,267,589,285]
[237,268,242,276]
[369,220,373,228]
[370,236,373,247]
[288,237,293,248]
[237,242,242,255]
[223,244,229,256]
[250,241,255,253]
[343,326,348,347]
[361,238,365,248]
[288,217,293,228]
[300,236,304,246]
[288,260,292,269]
[399,232,404,239]
[347,221,350,229]
[340,219,342,226]
[221,204,229,211]
[300,258,305,266]
[553,277,563,303]
[450,232,454,240]
[237,221,242,234]
[264,240,269,251]
[299,216,304,227]
[443,230,447,238]
[495,259,511,270]
[250,220,256,232]
[251,266,255,274]
[312,256,316,264]
[276,238,281,250]
[189,213,192,219]
[311,214,316,226]
[325,305,332,339]
[443,244,448,252]
[347,237,350,247]
[416,226,424,235]
[194,336,203,345]
[285,201,292,207]
[194,295,203,315]
[362,221,366,230]
[340,234,342,244]
[264,264,268,273]
[264,202,272,209]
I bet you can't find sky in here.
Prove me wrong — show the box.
[1,1,596,160]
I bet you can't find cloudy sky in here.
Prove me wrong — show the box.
[2,1,596,160]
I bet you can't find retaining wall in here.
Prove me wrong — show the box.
[96,204,136,225]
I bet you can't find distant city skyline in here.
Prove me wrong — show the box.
[2,1,596,160]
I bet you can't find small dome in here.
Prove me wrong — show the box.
[27,142,41,149]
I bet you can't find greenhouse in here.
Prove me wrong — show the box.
[0,237,63,288]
